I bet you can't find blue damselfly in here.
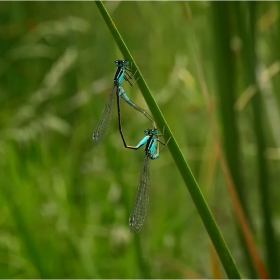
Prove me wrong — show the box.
[128,127,171,232]
[92,60,155,146]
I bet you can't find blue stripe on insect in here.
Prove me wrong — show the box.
[114,60,132,86]
[118,86,136,107]
[129,128,171,232]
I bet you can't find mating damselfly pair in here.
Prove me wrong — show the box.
[92,60,171,232]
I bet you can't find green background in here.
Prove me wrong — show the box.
[0,1,280,278]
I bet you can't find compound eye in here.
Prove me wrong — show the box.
[144,129,149,135]
[123,60,129,66]
[114,60,119,66]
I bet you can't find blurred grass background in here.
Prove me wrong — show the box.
[0,1,280,278]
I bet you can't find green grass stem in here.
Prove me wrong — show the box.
[1,183,49,278]
[235,2,279,277]
[211,2,257,277]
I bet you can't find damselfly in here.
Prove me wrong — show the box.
[128,127,171,232]
[92,60,155,146]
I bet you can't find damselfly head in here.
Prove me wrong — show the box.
[144,128,158,135]
[114,60,129,67]
[152,128,158,135]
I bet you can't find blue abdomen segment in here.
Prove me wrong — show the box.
[122,92,135,106]
[118,86,135,107]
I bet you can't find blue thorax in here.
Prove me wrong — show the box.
[114,60,129,86]
[136,128,159,159]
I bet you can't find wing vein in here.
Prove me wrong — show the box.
[92,85,117,145]
[129,154,151,232]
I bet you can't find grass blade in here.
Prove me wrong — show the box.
[210,2,267,278]
[235,2,279,277]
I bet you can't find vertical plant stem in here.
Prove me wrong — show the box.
[211,2,259,278]
[187,4,269,274]
[235,2,279,277]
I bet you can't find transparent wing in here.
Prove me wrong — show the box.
[92,85,117,145]
[129,154,151,232]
